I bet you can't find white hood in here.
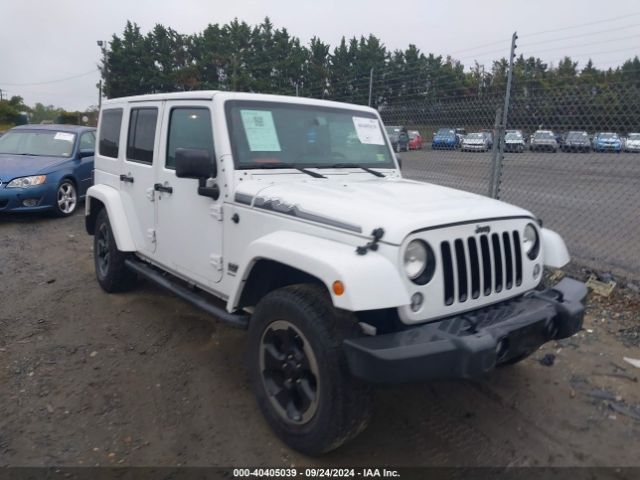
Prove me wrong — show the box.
[234,176,533,244]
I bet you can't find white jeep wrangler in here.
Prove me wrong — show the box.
[85,91,587,454]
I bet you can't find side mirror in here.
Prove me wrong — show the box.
[78,149,94,159]
[175,148,215,179]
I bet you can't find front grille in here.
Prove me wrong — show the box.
[441,231,523,306]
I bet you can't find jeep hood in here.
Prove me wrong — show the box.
[234,177,533,244]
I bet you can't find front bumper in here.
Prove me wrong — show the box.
[0,184,56,212]
[344,278,587,383]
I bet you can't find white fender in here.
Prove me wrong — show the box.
[228,231,410,312]
[541,227,570,268]
[86,184,136,251]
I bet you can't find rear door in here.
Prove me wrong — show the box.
[119,103,163,255]
[153,102,224,288]
[76,130,95,195]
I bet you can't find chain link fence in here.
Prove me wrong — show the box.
[375,59,640,279]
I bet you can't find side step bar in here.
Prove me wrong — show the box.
[124,259,250,329]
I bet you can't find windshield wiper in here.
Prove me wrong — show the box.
[328,163,386,177]
[243,162,327,178]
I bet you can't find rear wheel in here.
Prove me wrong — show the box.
[94,208,137,292]
[247,284,372,455]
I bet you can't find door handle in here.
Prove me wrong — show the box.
[119,174,134,183]
[154,183,173,194]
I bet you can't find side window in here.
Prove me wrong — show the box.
[98,109,123,158]
[127,108,158,164]
[166,107,214,170]
[79,132,95,151]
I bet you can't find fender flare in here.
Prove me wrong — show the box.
[541,227,570,268]
[85,184,136,251]
[228,231,410,312]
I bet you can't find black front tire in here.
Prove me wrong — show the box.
[247,284,372,455]
[94,208,137,293]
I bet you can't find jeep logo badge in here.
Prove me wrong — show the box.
[475,225,491,234]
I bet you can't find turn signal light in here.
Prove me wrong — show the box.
[332,281,345,296]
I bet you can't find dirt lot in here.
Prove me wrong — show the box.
[1,211,639,468]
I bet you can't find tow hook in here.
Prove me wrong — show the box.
[356,228,385,255]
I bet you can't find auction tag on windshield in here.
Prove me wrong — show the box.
[352,117,385,145]
[240,110,281,152]
[54,132,75,142]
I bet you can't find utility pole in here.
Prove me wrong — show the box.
[97,40,107,111]
[368,68,374,107]
[502,32,518,130]
[0,88,3,101]
[98,80,102,111]
[489,32,517,199]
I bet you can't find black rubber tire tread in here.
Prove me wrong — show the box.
[94,208,137,293]
[247,284,372,455]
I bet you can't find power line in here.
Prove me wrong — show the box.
[520,12,640,38]
[519,24,640,48]
[0,69,99,87]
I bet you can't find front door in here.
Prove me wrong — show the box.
[154,103,223,288]
[119,103,163,255]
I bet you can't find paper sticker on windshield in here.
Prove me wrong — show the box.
[352,117,385,145]
[54,132,75,143]
[240,110,281,152]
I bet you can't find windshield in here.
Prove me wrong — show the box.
[534,131,554,139]
[436,128,455,137]
[567,131,588,140]
[628,133,640,140]
[226,101,395,169]
[598,133,618,139]
[505,132,522,140]
[466,133,484,139]
[0,129,76,157]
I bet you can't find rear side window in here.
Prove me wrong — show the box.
[79,131,96,151]
[166,108,214,169]
[127,108,158,164]
[98,109,123,158]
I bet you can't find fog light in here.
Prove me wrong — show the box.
[22,199,38,207]
[410,292,423,312]
[533,264,541,279]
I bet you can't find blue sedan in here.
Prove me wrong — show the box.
[593,132,622,153]
[0,124,95,216]
[432,128,459,150]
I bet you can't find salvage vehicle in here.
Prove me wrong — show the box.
[624,133,640,152]
[385,125,409,152]
[432,127,459,149]
[530,130,558,152]
[0,124,95,216]
[461,132,492,152]
[593,132,622,153]
[561,131,591,153]
[504,130,525,153]
[407,130,423,150]
[85,91,587,455]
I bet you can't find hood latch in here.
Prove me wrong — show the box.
[356,228,385,255]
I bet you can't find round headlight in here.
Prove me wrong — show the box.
[523,223,540,259]
[404,240,428,280]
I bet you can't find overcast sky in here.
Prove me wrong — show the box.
[1,0,638,111]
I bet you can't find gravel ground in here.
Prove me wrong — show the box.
[1,211,639,468]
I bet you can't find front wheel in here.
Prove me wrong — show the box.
[54,180,78,217]
[94,209,137,292]
[247,284,372,455]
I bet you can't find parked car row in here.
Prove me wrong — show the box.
[427,127,640,153]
